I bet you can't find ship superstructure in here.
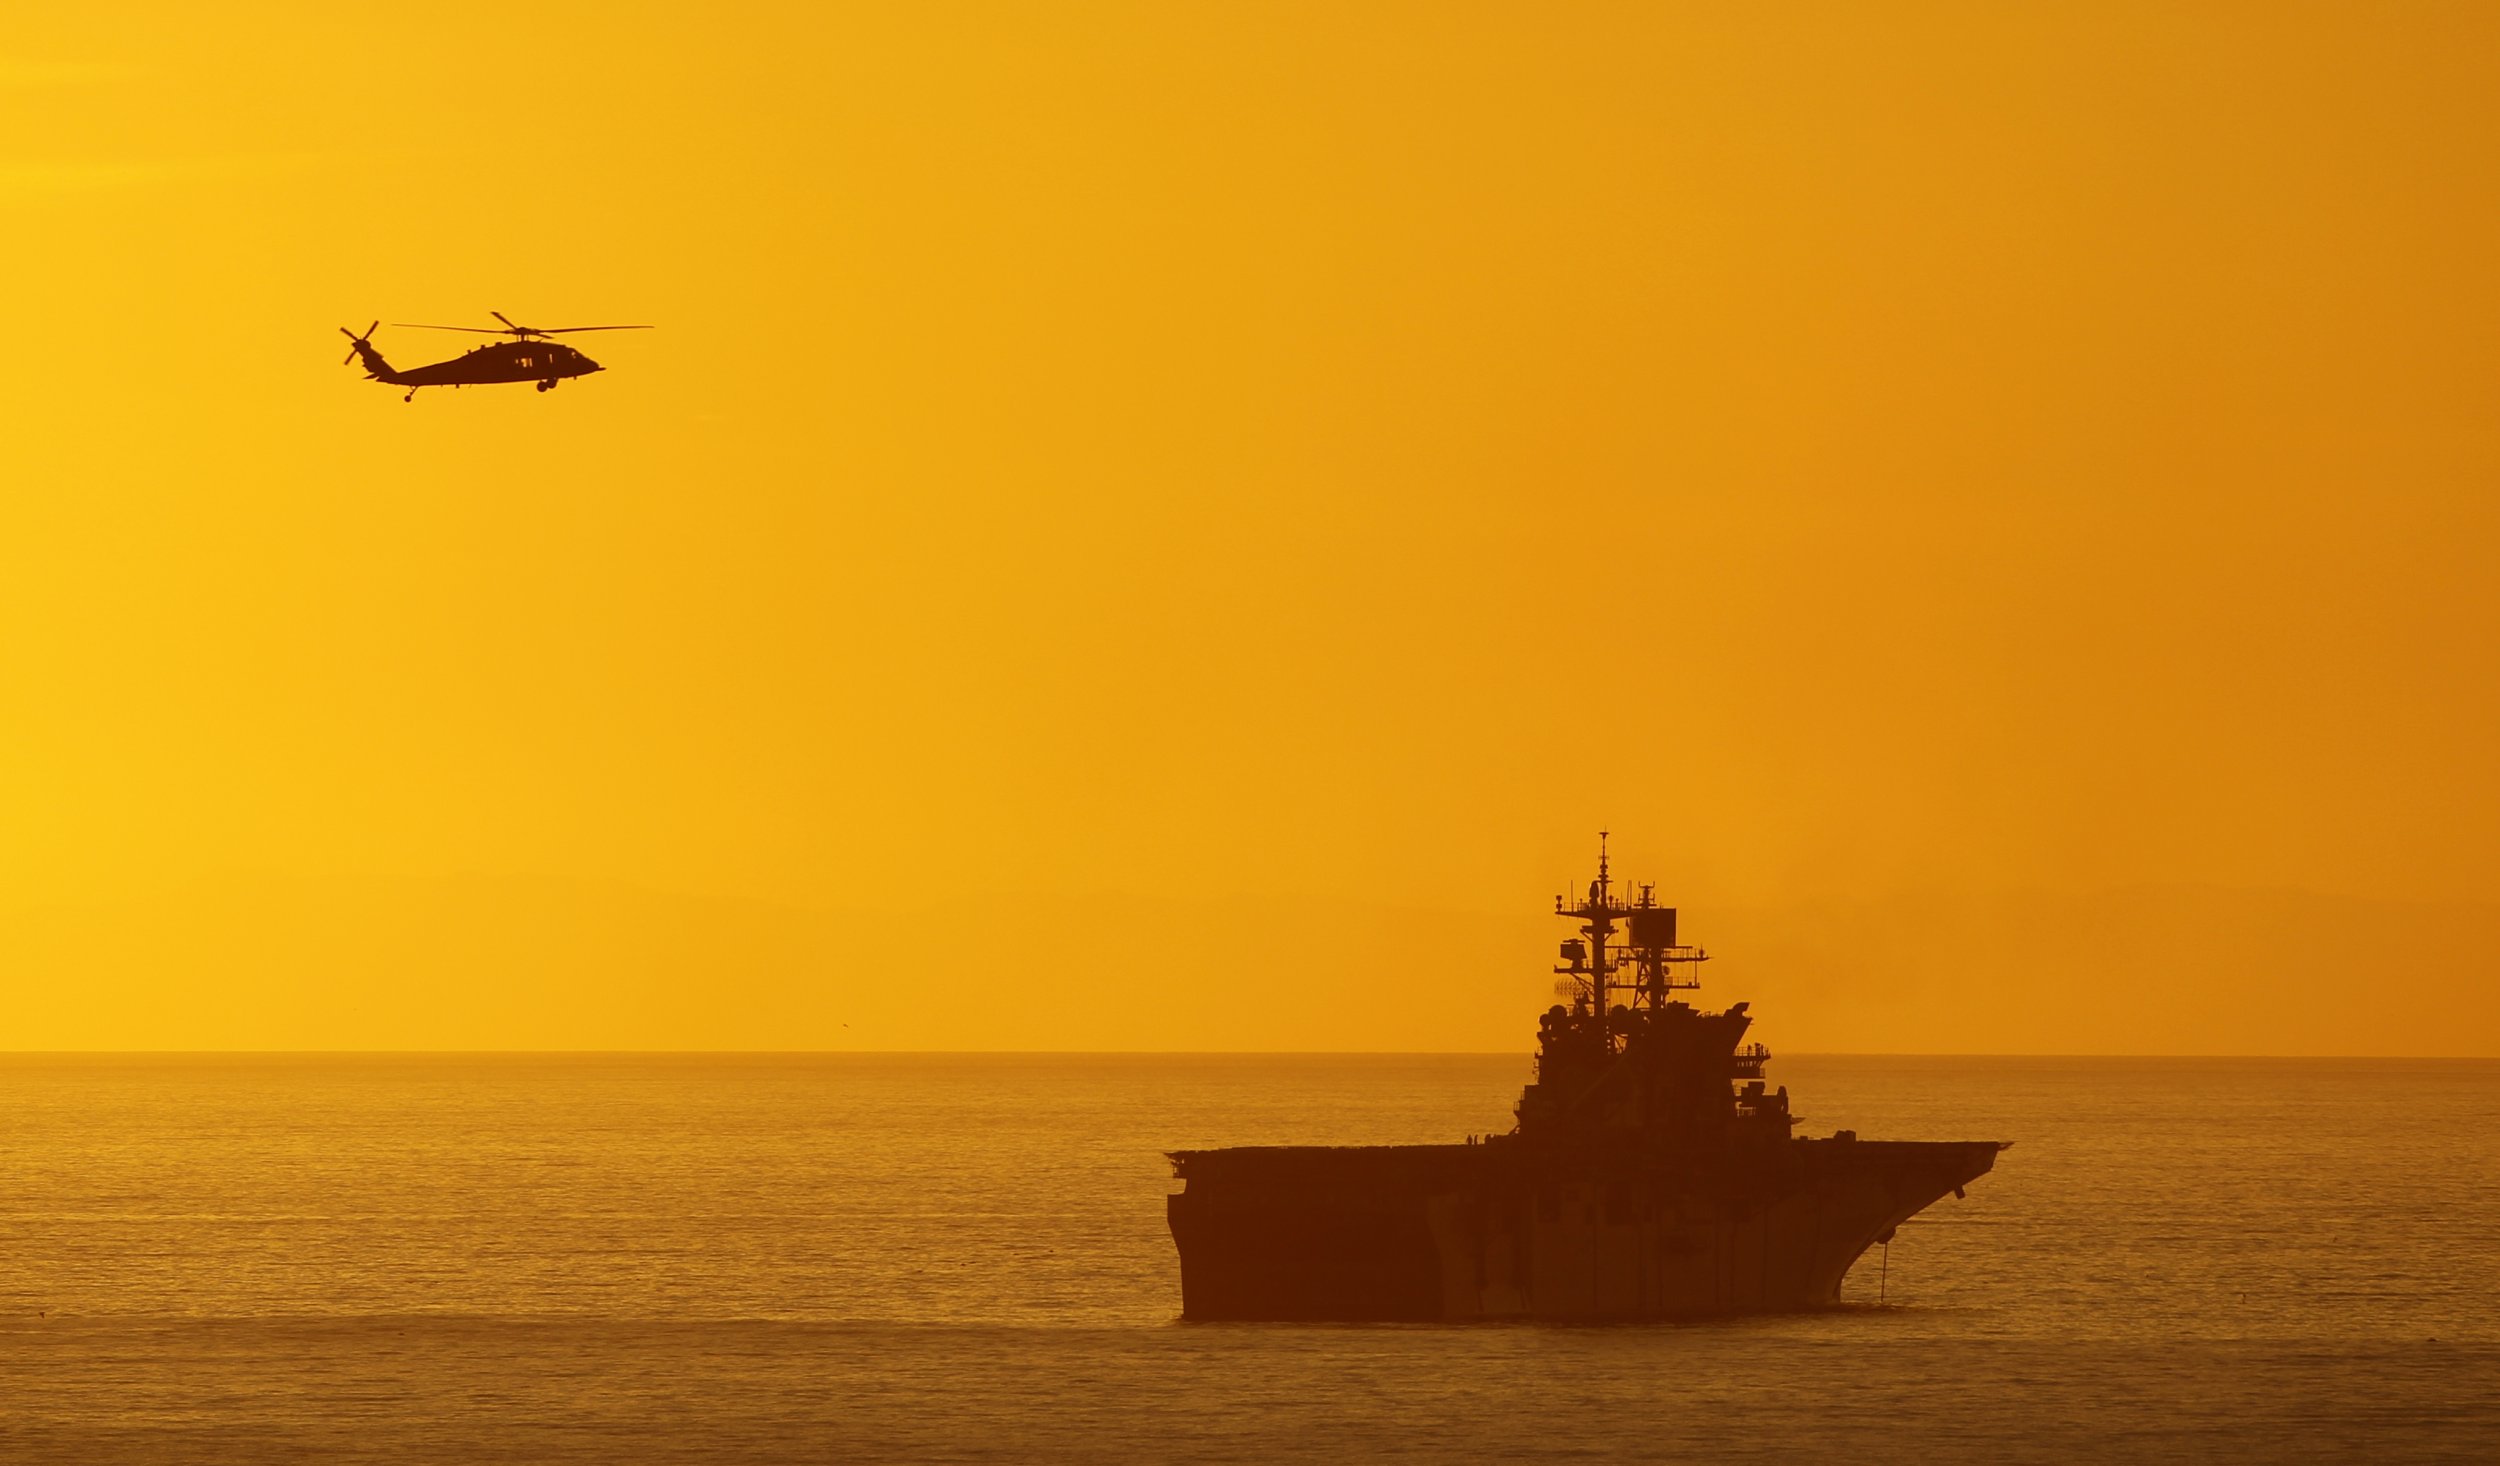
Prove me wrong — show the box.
[1165,839,2008,1321]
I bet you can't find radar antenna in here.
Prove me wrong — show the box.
[1553,831,1708,1050]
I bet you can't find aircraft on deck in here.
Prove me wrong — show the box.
[339,311,651,402]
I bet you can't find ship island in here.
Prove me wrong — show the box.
[1166,841,2009,1321]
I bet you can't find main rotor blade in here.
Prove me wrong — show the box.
[381,316,653,336]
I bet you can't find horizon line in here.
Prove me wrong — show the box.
[4,1048,2495,1062]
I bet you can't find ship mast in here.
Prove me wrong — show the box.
[1553,831,1706,1053]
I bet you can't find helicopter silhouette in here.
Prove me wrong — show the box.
[339,311,651,402]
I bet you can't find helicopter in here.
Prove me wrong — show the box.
[338,311,651,402]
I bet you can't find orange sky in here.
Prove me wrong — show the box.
[3,3,2497,1052]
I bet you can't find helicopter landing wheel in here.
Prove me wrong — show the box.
[535,379,556,393]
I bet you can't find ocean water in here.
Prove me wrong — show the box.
[3,1053,2495,1463]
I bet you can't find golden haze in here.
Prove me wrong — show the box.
[2,3,2496,1053]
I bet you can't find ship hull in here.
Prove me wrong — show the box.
[1167,1137,2004,1322]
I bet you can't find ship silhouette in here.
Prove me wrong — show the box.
[1166,839,2009,1321]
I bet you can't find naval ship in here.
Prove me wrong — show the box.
[1166,841,2008,1321]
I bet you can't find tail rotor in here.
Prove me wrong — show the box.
[339,320,379,365]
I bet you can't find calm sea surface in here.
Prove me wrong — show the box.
[3,1054,2496,1463]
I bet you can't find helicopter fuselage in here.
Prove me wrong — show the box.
[386,340,602,388]
[346,337,600,399]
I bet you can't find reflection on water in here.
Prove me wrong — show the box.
[3,1054,2495,1462]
